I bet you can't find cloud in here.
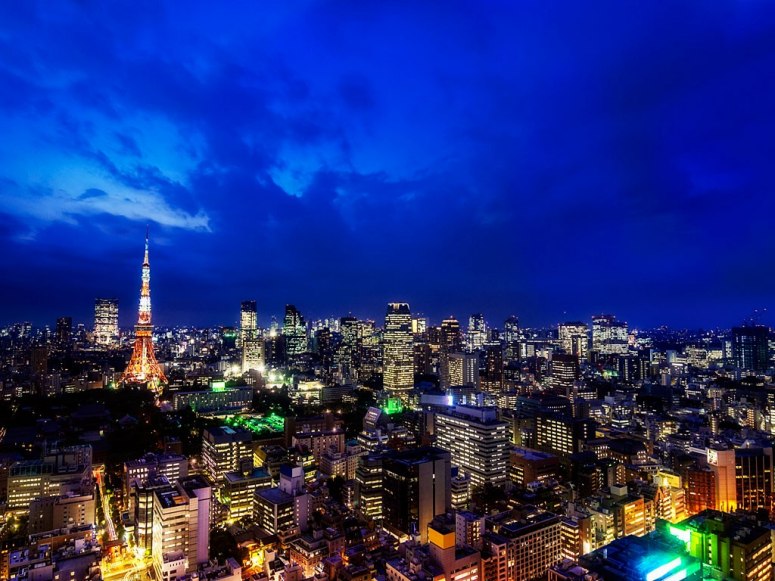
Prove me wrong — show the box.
[2,1,775,327]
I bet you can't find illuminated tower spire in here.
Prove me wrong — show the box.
[122,228,167,391]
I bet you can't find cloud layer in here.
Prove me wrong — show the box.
[2,1,775,328]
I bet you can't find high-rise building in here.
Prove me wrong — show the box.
[591,315,628,357]
[382,447,451,542]
[354,454,384,522]
[480,341,504,393]
[557,322,588,359]
[201,426,253,485]
[55,317,72,347]
[93,298,119,347]
[551,353,579,397]
[440,317,463,353]
[152,475,211,578]
[242,338,265,373]
[536,415,596,457]
[124,452,188,511]
[503,315,520,364]
[239,300,257,348]
[283,304,308,359]
[732,325,769,372]
[439,351,464,389]
[383,303,414,399]
[466,314,487,352]
[434,406,509,488]
[412,316,428,336]
[122,232,167,390]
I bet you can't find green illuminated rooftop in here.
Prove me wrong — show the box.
[383,397,403,415]
[224,413,285,435]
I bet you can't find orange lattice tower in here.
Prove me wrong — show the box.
[122,229,167,391]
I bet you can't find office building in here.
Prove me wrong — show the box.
[239,300,257,347]
[254,465,309,535]
[355,453,384,522]
[504,316,520,363]
[7,446,93,513]
[439,351,464,389]
[383,303,414,399]
[124,452,188,510]
[732,325,769,372]
[536,415,596,457]
[434,406,509,488]
[591,314,628,356]
[283,304,308,358]
[489,509,563,581]
[28,490,96,535]
[666,510,771,581]
[172,385,252,413]
[466,313,487,352]
[382,447,451,542]
[509,447,561,487]
[55,317,72,347]
[557,322,588,359]
[201,426,253,485]
[551,354,579,396]
[242,337,265,373]
[93,298,119,347]
[221,459,272,521]
[440,317,463,353]
[132,476,174,553]
[480,342,503,393]
[152,475,211,578]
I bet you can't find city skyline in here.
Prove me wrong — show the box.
[3,3,775,328]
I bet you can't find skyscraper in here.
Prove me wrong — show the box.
[122,232,167,390]
[558,321,588,359]
[732,325,769,372]
[551,353,579,397]
[466,313,486,352]
[283,304,308,359]
[94,298,119,347]
[55,316,72,347]
[242,338,265,373]
[240,300,263,373]
[504,316,520,363]
[591,314,628,356]
[383,302,414,399]
[239,300,257,347]
[440,317,463,353]
[480,341,504,393]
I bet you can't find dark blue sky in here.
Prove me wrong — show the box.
[2,1,775,330]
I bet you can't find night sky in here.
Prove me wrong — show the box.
[2,2,775,329]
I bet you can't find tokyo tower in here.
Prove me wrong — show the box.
[122,229,167,390]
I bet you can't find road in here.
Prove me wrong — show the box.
[95,465,118,544]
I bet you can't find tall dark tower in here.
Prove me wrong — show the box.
[122,229,167,391]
